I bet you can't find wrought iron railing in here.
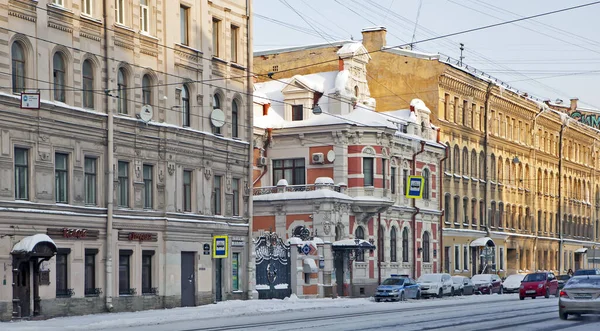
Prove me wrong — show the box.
[85,288,102,297]
[56,288,75,298]
[119,288,137,296]
[253,184,342,196]
[142,287,159,295]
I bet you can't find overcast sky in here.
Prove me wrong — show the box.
[253,0,600,110]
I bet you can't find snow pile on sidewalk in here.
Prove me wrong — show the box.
[3,293,517,331]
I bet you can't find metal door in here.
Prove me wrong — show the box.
[13,260,31,318]
[180,252,195,307]
[335,251,345,297]
[215,258,222,302]
[255,233,291,299]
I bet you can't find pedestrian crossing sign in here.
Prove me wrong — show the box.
[406,176,424,199]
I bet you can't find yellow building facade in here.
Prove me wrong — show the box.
[254,27,600,278]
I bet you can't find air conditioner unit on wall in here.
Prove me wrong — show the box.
[257,156,268,167]
[312,153,324,164]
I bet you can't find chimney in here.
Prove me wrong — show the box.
[338,58,344,71]
[570,98,578,111]
[361,26,387,53]
[262,103,270,116]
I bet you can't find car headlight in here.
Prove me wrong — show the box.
[392,289,400,292]
[538,283,544,289]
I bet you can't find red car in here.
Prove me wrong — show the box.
[471,274,503,294]
[519,272,559,300]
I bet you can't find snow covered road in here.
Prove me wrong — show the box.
[3,294,600,330]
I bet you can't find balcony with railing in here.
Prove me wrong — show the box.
[253,178,344,197]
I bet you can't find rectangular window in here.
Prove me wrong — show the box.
[453,97,459,122]
[480,201,485,226]
[213,175,222,215]
[443,93,449,120]
[143,165,153,209]
[499,247,504,270]
[180,5,189,45]
[382,159,387,189]
[55,153,69,203]
[14,148,29,200]
[273,158,305,185]
[402,169,408,195]
[391,167,396,194]
[56,250,69,297]
[363,157,374,187]
[471,103,476,129]
[462,100,468,126]
[232,178,240,216]
[212,17,221,57]
[84,249,97,296]
[232,252,240,291]
[54,0,64,6]
[463,198,468,224]
[118,251,131,295]
[454,246,460,271]
[463,246,468,270]
[140,0,149,33]
[142,251,154,294]
[183,170,192,212]
[291,105,303,121]
[84,157,97,205]
[82,0,93,16]
[231,25,239,63]
[479,106,484,132]
[117,161,129,207]
[444,195,450,224]
[115,0,124,24]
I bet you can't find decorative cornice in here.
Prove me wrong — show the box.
[48,21,73,33]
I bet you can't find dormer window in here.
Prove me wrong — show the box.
[292,105,303,121]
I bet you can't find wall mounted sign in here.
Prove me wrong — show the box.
[203,243,211,255]
[47,228,99,240]
[406,176,424,199]
[118,231,158,242]
[20,92,40,109]
[213,235,228,258]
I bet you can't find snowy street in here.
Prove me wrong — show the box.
[3,294,600,331]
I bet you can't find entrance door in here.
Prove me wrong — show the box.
[13,259,31,318]
[215,258,222,302]
[471,247,477,276]
[334,251,344,297]
[180,252,195,307]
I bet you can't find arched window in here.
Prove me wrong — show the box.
[462,147,468,175]
[117,68,128,114]
[422,168,430,199]
[212,94,222,134]
[490,154,496,181]
[181,85,190,127]
[82,60,94,108]
[402,227,409,262]
[142,74,152,105]
[471,149,477,177]
[232,99,239,138]
[390,226,397,262]
[354,85,359,97]
[444,193,451,224]
[444,143,451,173]
[355,226,365,262]
[453,145,460,174]
[12,42,26,93]
[479,151,485,179]
[53,52,66,102]
[422,232,430,262]
[378,226,385,263]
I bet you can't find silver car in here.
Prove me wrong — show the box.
[558,275,600,320]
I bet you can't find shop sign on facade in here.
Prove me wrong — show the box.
[47,228,100,240]
[118,231,158,242]
[213,235,228,258]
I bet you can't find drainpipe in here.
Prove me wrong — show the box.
[246,0,254,300]
[412,141,426,279]
[378,213,382,284]
[558,123,565,273]
[252,127,272,186]
[103,0,114,312]
[438,128,448,273]
[483,82,493,237]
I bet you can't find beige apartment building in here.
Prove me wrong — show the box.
[0,0,253,321]
[253,26,600,280]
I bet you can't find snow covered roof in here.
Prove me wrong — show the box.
[382,46,440,60]
[253,188,354,202]
[332,239,375,250]
[362,26,386,32]
[255,40,353,57]
[469,237,495,248]
[11,234,57,254]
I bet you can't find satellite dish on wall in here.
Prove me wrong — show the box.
[139,105,153,123]
[327,150,336,162]
[210,108,226,128]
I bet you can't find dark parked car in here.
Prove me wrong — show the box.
[573,269,600,276]
[557,274,571,289]
[452,276,474,295]
[471,274,503,294]
[519,272,559,300]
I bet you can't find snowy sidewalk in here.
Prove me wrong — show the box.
[2,294,516,331]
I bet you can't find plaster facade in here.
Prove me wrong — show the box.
[0,0,253,321]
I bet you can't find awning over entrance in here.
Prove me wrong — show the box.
[575,248,588,254]
[11,234,57,257]
[469,237,495,248]
[332,239,376,250]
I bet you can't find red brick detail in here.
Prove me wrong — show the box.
[432,224,437,239]
[253,216,276,232]
[303,284,318,295]
[348,156,362,175]
[286,214,312,229]
[369,260,374,278]
[348,178,362,187]
[350,216,355,235]
[417,261,422,278]
[307,167,334,185]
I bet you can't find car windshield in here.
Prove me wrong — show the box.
[557,275,571,280]
[471,275,491,282]
[523,273,546,282]
[452,276,463,284]
[418,274,441,282]
[382,278,405,286]
[504,274,525,283]
[566,276,600,288]
[574,269,598,276]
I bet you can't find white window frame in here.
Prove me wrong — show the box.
[82,0,93,16]
[115,0,125,25]
[54,0,65,7]
[140,0,149,33]
[463,245,469,271]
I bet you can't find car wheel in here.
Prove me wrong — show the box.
[488,286,493,295]
[559,311,568,320]
[450,287,455,296]
[438,289,443,298]
[416,291,421,300]
[499,287,503,295]
[545,288,550,299]
[519,295,524,300]
[555,288,560,298]
[532,296,536,299]
[460,289,464,296]
[400,292,406,301]
[375,298,380,302]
